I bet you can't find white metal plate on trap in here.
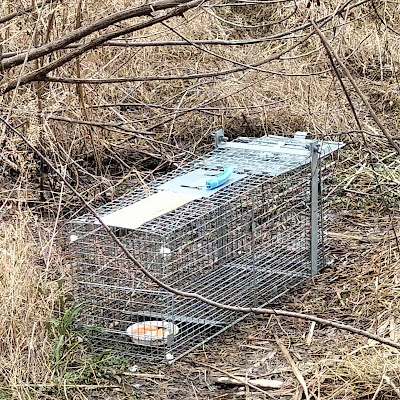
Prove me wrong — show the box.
[98,191,198,230]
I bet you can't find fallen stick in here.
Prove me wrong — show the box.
[211,376,284,389]
[122,372,167,380]
[275,335,310,400]
[306,321,316,346]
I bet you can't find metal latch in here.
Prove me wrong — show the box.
[213,129,228,148]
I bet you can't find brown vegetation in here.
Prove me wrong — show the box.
[0,0,399,398]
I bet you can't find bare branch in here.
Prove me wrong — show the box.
[0,0,369,66]
[4,36,305,90]
[2,0,202,93]
[38,34,318,86]
[1,0,201,71]
[43,67,330,85]
[0,35,307,61]
[2,0,372,91]
[0,0,53,24]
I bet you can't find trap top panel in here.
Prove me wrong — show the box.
[196,134,344,175]
[70,133,344,232]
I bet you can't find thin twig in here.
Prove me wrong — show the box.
[275,335,310,400]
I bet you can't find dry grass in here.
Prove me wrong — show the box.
[1,0,400,398]
[0,215,64,399]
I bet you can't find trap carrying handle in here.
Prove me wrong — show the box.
[206,166,234,190]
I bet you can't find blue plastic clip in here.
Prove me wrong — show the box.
[206,167,234,190]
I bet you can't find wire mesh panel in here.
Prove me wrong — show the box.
[69,133,343,363]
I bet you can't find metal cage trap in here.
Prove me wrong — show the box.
[69,131,344,364]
